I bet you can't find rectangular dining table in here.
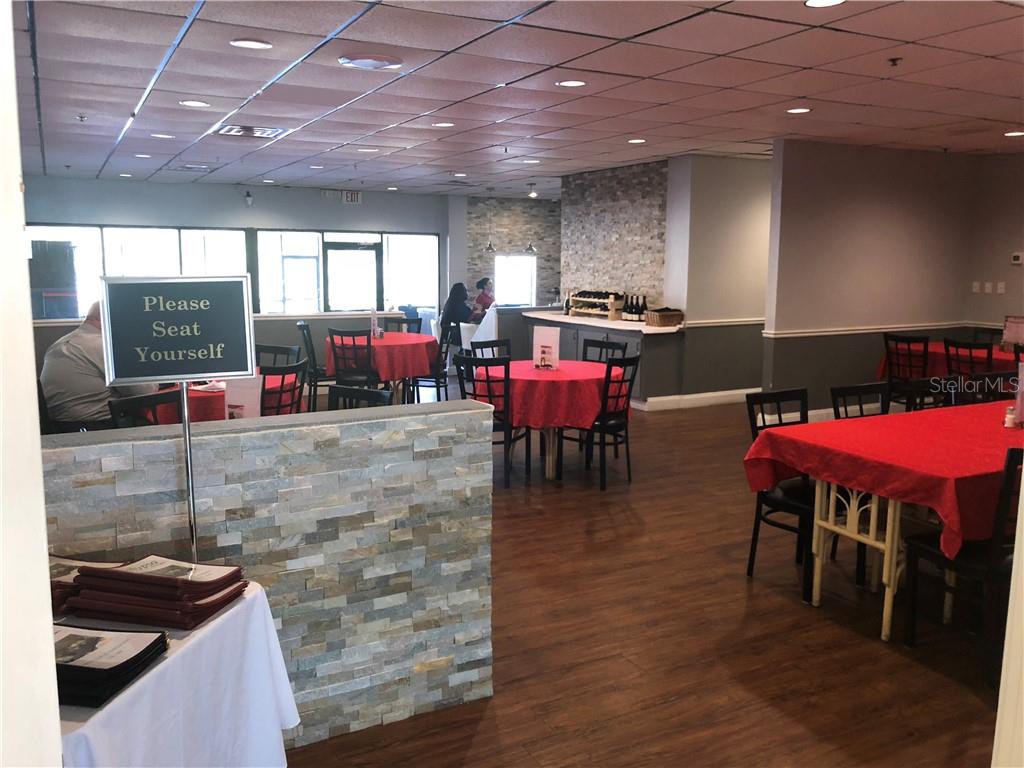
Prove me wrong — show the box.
[744,401,1022,640]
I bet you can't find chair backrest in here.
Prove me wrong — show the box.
[37,379,55,434]
[327,385,393,410]
[296,321,320,369]
[989,448,1023,567]
[883,333,929,381]
[453,353,510,421]
[382,316,423,334]
[470,339,511,359]
[582,338,628,363]
[944,337,994,376]
[433,324,456,377]
[597,356,640,422]
[973,326,1003,345]
[745,389,809,442]
[109,389,183,427]
[895,376,958,411]
[968,370,1017,402]
[255,343,301,367]
[1014,344,1023,365]
[260,360,307,416]
[831,382,891,420]
[327,328,374,377]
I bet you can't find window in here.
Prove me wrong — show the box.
[257,231,322,313]
[26,226,104,319]
[495,254,536,307]
[326,245,379,311]
[383,234,439,313]
[103,227,181,277]
[181,229,247,276]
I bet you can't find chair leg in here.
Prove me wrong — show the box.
[599,429,607,491]
[942,570,956,626]
[503,440,511,489]
[800,512,814,604]
[904,546,919,647]
[525,429,531,478]
[747,499,763,578]
[795,528,804,565]
[556,428,563,481]
[855,542,867,587]
[624,427,631,483]
[829,533,839,561]
[578,429,586,452]
[585,430,594,470]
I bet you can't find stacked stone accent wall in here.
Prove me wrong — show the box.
[41,402,494,746]
[466,197,562,305]
[561,162,668,304]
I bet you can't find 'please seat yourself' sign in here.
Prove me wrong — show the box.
[101,276,255,385]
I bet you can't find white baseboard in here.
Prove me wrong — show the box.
[632,386,761,412]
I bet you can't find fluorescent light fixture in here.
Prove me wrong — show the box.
[387,187,398,191]
[555,80,586,87]
[627,138,646,144]
[262,179,274,183]
[178,99,211,108]
[804,0,845,6]
[786,107,812,114]
[431,121,455,127]
[522,159,541,164]
[356,148,379,152]
[218,125,286,139]
[150,133,175,139]
[309,165,324,169]
[183,164,208,170]
[134,153,151,158]
[338,54,403,70]
[1004,130,1024,137]
[119,173,132,178]
[453,172,467,177]
[230,38,273,50]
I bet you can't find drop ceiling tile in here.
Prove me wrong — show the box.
[459,25,609,65]
[820,43,977,78]
[512,67,639,94]
[340,4,497,50]
[306,39,443,72]
[157,71,261,99]
[352,92,453,114]
[596,77,720,103]
[675,88,790,111]
[37,60,153,89]
[385,2,539,21]
[744,68,877,97]
[831,1,1020,41]
[636,11,803,54]
[256,82,363,109]
[899,58,1024,99]
[922,16,1024,56]
[429,102,531,121]
[545,96,660,116]
[378,74,490,101]
[321,107,414,125]
[146,91,241,114]
[720,1,887,25]
[815,79,962,111]
[468,86,576,109]
[932,90,1024,123]
[198,1,365,36]
[416,53,546,85]
[738,27,895,67]
[624,103,724,122]
[579,116,677,132]
[402,115,494,131]
[566,42,710,77]
[34,2,184,45]
[659,56,799,87]
[520,1,702,38]
[643,122,722,138]
[278,61,394,91]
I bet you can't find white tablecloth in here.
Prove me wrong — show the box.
[60,582,299,768]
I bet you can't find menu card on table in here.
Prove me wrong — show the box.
[50,556,124,613]
[54,624,167,707]
[533,326,560,370]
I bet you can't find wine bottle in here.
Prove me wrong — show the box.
[622,295,630,321]
[625,295,634,321]
[640,295,648,322]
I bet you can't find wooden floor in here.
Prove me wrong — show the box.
[289,405,997,768]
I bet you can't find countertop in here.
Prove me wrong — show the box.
[521,310,683,335]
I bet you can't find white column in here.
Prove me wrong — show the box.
[663,156,691,311]
[0,1,64,764]
[992,489,1024,766]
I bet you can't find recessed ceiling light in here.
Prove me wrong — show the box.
[453,172,467,177]
[262,179,274,183]
[119,173,132,178]
[356,148,379,152]
[804,0,845,6]
[527,183,538,199]
[309,165,324,169]
[627,138,646,144]
[230,38,273,50]
[387,187,398,191]
[134,153,151,158]
[178,99,210,108]
[183,164,208,170]
[786,107,812,114]
[522,159,541,164]
[1004,130,1024,137]
[555,80,586,88]
[431,121,455,128]
[338,54,403,70]
[150,133,175,139]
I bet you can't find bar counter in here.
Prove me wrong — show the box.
[41,400,494,746]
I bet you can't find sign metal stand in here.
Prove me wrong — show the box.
[179,381,199,562]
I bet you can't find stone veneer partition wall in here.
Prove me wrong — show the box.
[41,401,494,746]
[560,161,668,304]
[466,196,562,305]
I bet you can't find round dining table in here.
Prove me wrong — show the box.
[323,332,439,382]
[155,385,226,424]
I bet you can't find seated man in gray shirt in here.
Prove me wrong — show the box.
[40,302,158,426]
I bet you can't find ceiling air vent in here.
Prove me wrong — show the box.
[217,125,286,139]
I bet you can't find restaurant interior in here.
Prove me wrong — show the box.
[2,0,1023,766]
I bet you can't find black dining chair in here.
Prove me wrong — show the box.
[411,325,455,404]
[296,321,330,412]
[744,388,814,602]
[1014,344,1023,365]
[109,389,183,428]
[453,353,528,489]
[470,339,511,359]
[968,371,1017,402]
[896,376,960,411]
[327,385,394,410]
[830,382,891,420]
[973,327,1003,345]
[582,355,640,491]
[944,338,995,376]
[260,360,307,416]
[904,447,1021,686]
[883,333,929,407]
[581,338,628,363]
[381,317,423,334]
[328,328,381,388]
[255,343,301,367]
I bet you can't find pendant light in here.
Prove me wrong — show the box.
[524,242,537,254]
[484,187,496,253]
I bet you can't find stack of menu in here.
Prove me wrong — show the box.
[65,555,247,629]
[54,624,167,707]
[50,556,123,614]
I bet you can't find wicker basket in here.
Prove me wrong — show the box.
[645,309,684,327]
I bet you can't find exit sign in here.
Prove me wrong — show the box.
[342,190,362,204]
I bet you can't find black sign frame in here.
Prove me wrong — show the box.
[100,275,256,386]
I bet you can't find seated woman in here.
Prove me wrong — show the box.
[440,282,472,346]
[469,277,495,322]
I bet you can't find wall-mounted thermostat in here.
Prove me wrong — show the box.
[1012,252,1023,265]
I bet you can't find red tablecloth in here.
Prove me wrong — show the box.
[476,360,619,430]
[743,401,1023,559]
[155,387,225,424]
[323,332,439,381]
[875,340,1016,379]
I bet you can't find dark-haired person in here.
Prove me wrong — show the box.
[470,277,495,321]
[440,282,472,346]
